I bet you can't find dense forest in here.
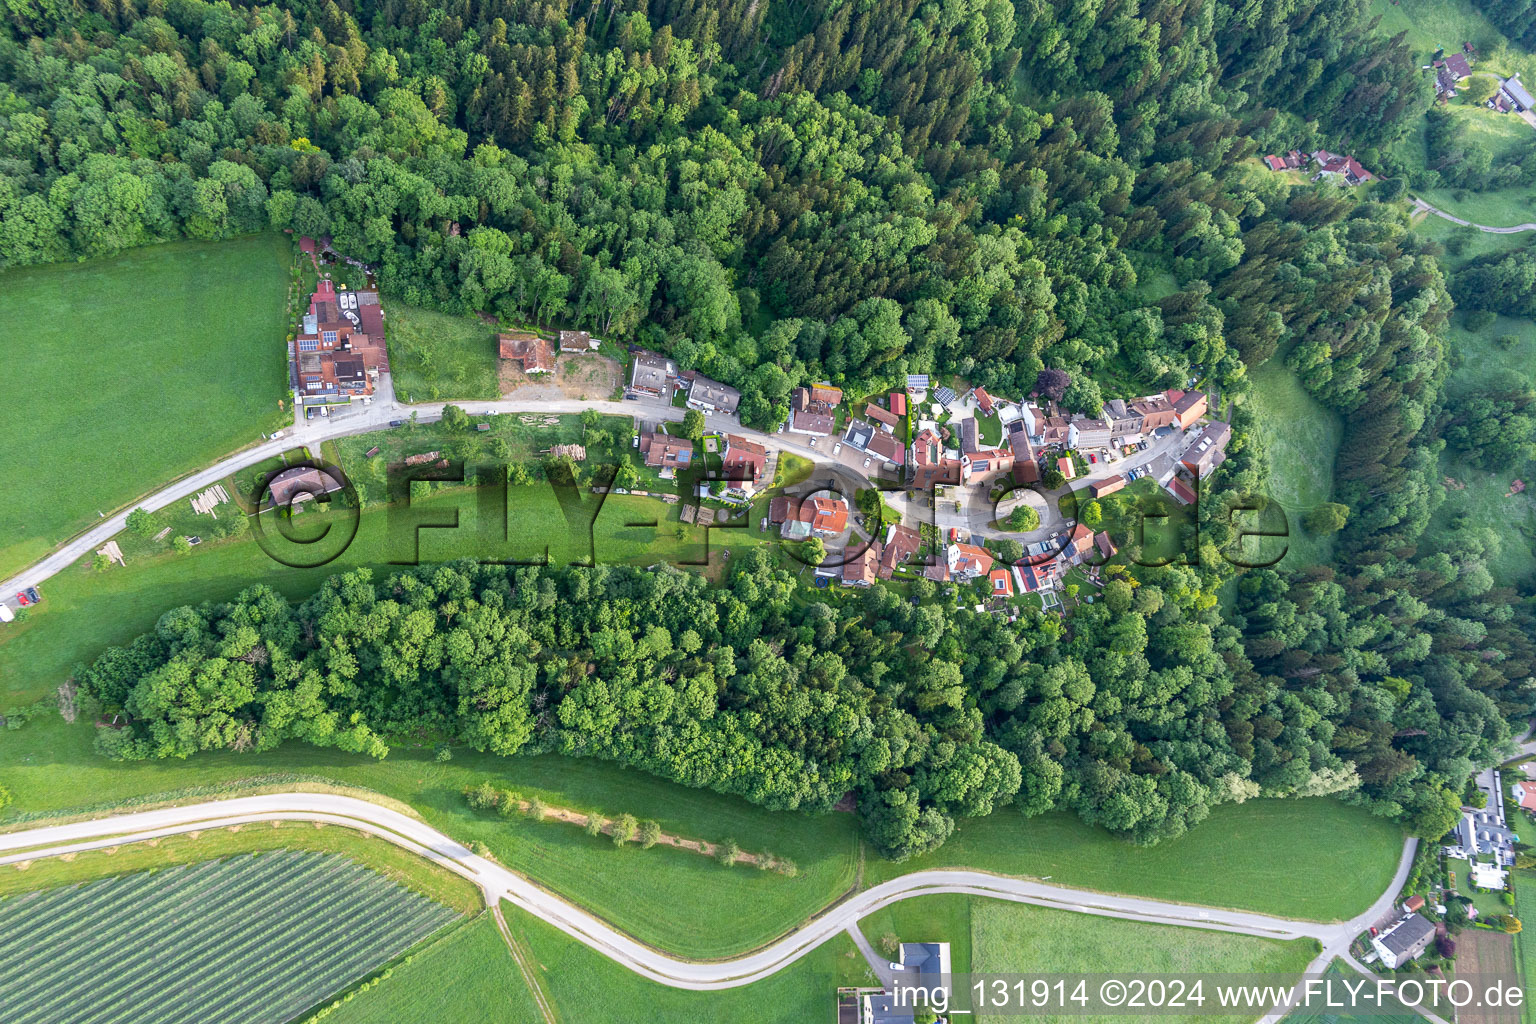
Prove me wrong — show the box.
[8,0,1536,852]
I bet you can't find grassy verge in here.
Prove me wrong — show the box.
[1515,871,1536,1024]
[506,901,876,1023]
[0,818,482,914]
[318,913,543,1024]
[0,235,290,578]
[858,893,973,976]
[385,305,500,402]
[972,900,1319,1024]
[864,801,1404,923]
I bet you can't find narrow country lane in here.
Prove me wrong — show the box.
[1412,197,1536,234]
[0,792,1417,995]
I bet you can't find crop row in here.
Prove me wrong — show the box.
[0,851,457,1024]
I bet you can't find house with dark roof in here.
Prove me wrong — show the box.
[1371,914,1435,969]
[629,350,677,397]
[559,329,597,352]
[685,373,740,415]
[1094,531,1117,561]
[499,332,556,374]
[1167,389,1208,430]
[1498,75,1535,112]
[961,417,979,454]
[1070,417,1112,450]
[264,466,345,510]
[1181,421,1231,479]
[911,428,962,489]
[865,430,906,466]
[789,387,838,436]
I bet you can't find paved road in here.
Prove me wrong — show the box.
[1412,197,1536,233]
[0,792,1414,995]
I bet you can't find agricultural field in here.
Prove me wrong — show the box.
[507,901,876,1024]
[384,304,500,402]
[0,236,290,579]
[322,914,544,1024]
[971,900,1318,1024]
[865,800,1404,923]
[0,850,457,1024]
[1242,353,1344,569]
[1456,928,1522,1024]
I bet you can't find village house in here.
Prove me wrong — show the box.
[879,523,921,579]
[788,385,840,436]
[1433,51,1473,97]
[720,434,768,488]
[1012,559,1058,595]
[1167,389,1208,430]
[1012,458,1041,485]
[1181,420,1232,479]
[263,465,345,510]
[1129,393,1178,433]
[1311,149,1375,186]
[961,448,1014,483]
[841,540,882,586]
[974,386,996,415]
[890,390,907,417]
[947,542,995,580]
[1007,418,1037,462]
[1089,475,1125,499]
[1104,399,1143,444]
[684,372,741,415]
[1056,456,1077,481]
[1371,914,1435,970]
[638,432,694,475]
[1063,523,1096,565]
[629,350,677,398]
[1493,74,1535,113]
[290,277,388,406]
[498,332,556,375]
[1095,531,1117,561]
[865,402,902,432]
[911,428,963,489]
[858,943,952,1024]
[1070,417,1112,450]
[769,494,850,540]
[559,329,598,353]
[988,567,1014,599]
[1513,780,1536,812]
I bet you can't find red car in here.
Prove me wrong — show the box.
[15,591,31,606]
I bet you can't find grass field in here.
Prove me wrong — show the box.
[971,899,1318,1024]
[0,236,290,578]
[0,849,456,1024]
[859,893,974,977]
[0,715,861,961]
[1243,355,1344,569]
[1429,449,1536,587]
[1367,0,1536,83]
[508,902,875,1024]
[322,914,543,1024]
[865,801,1404,923]
[1514,871,1536,1023]
[385,305,499,402]
[1281,962,1424,1024]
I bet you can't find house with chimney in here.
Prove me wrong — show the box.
[629,350,677,398]
[684,373,741,415]
[788,385,841,436]
[290,277,389,407]
[910,428,962,489]
[1130,393,1178,433]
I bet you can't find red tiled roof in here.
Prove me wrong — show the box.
[989,568,1013,597]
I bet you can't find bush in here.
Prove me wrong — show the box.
[637,819,662,849]
[433,742,452,762]
[584,813,604,837]
[879,932,900,958]
[717,837,742,866]
[775,857,798,878]
[497,790,523,818]
[612,813,637,847]
[1465,310,1498,333]
[465,781,500,811]
[0,784,11,815]
[526,797,546,822]
[126,507,155,537]
[471,841,494,859]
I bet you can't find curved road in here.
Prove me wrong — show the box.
[1412,196,1536,233]
[0,792,1415,999]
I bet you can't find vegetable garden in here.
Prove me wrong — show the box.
[0,850,457,1024]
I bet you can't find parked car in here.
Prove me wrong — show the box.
[863,457,873,468]
[833,442,843,454]
[809,437,817,447]
[389,419,405,427]
[23,587,39,604]
[889,962,905,972]
[15,591,32,607]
